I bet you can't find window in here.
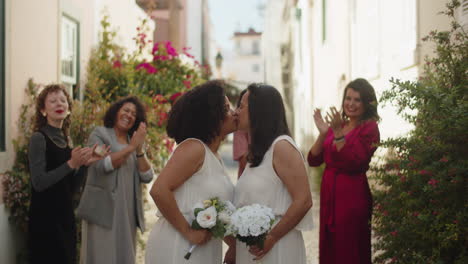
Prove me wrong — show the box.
[61,15,79,98]
[0,0,5,151]
[252,64,260,72]
[252,40,259,55]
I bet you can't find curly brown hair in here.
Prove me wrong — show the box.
[33,84,73,141]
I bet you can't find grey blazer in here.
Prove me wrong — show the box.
[76,126,153,231]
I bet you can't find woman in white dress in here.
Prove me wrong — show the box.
[145,80,237,264]
[234,84,313,263]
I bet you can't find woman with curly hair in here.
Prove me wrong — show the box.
[145,80,237,264]
[28,84,98,264]
[77,96,154,264]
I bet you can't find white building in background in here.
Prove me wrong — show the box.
[226,28,264,85]
[264,0,456,153]
[0,1,152,263]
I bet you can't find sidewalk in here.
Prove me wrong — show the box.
[137,141,320,264]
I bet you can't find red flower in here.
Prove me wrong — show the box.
[113,60,122,68]
[157,112,168,127]
[136,62,157,74]
[390,231,398,237]
[439,157,448,162]
[413,212,420,217]
[170,92,183,102]
[183,80,191,89]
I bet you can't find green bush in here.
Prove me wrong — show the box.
[371,1,468,263]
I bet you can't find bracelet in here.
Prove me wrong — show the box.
[334,136,345,142]
[136,152,145,158]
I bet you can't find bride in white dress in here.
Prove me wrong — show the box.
[234,84,313,264]
[145,81,237,264]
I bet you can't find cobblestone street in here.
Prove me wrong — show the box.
[137,141,319,264]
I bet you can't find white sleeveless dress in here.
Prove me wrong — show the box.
[234,135,313,264]
[145,138,235,264]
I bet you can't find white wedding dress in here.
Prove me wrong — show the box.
[234,135,313,264]
[145,139,234,264]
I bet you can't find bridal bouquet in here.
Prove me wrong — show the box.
[184,197,236,259]
[230,204,276,249]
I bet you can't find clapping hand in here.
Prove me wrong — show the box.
[85,144,111,166]
[313,108,329,135]
[130,122,147,150]
[324,107,344,135]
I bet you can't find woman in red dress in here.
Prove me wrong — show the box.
[308,78,380,264]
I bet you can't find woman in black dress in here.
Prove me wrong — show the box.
[27,84,104,264]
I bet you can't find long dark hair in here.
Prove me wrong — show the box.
[33,84,73,142]
[103,96,147,136]
[166,80,227,144]
[341,78,380,122]
[247,84,290,167]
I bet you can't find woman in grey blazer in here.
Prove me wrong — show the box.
[77,96,154,264]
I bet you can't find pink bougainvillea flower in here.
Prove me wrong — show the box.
[152,43,159,55]
[170,92,183,102]
[183,80,191,89]
[136,62,157,74]
[113,60,122,69]
[157,112,168,127]
[439,156,448,162]
[419,170,432,176]
[428,178,438,187]
[153,94,168,104]
[165,41,178,57]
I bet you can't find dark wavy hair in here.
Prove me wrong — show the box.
[33,84,73,143]
[167,80,227,144]
[103,96,147,136]
[247,84,290,167]
[341,78,380,122]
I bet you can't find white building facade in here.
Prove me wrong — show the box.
[264,0,456,153]
[227,28,264,84]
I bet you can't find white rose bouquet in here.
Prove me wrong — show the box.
[184,197,236,259]
[230,204,276,249]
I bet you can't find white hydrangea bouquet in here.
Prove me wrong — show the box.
[230,203,276,249]
[184,197,236,259]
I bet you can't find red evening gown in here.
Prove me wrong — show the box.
[308,120,379,264]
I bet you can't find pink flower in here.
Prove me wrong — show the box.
[183,80,191,89]
[136,62,157,74]
[170,92,183,102]
[113,60,122,69]
[439,157,448,162]
[428,178,438,187]
[165,41,178,56]
[157,112,168,127]
[153,94,168,104]
[419,170,432,176]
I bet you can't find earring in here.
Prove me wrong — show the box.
[66,111,71,116]
[42,112,47,117]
